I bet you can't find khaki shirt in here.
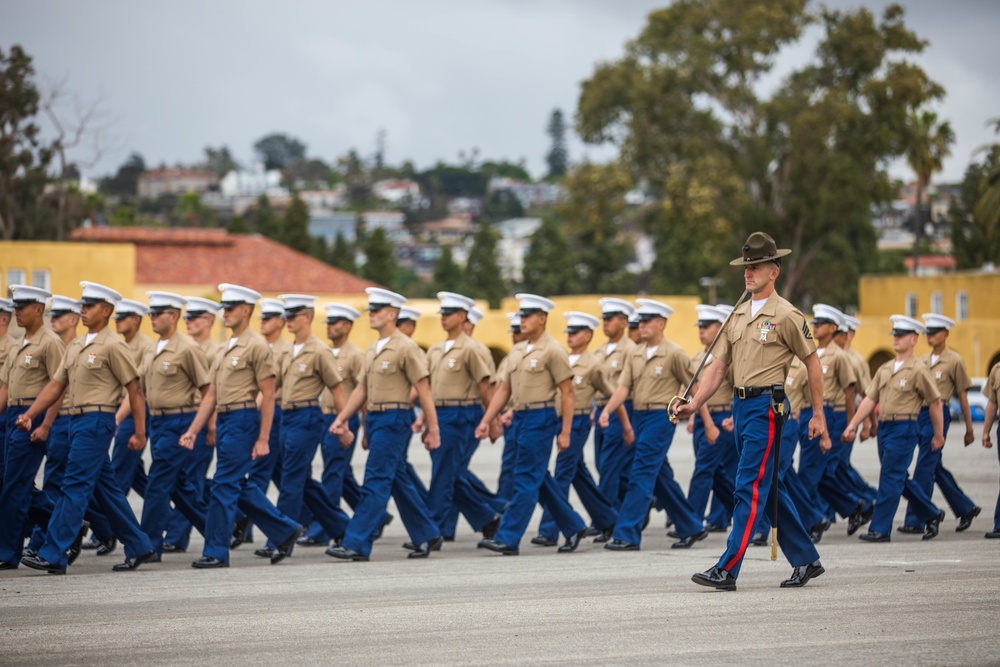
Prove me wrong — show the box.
[690,348,734,408]
[500,333,572,407]
[359,329,429,404]
[212,329,277,407]
[142,334,210,409]
[594,337,636,401]
[0,335,15,374]
[199,337,222,363]
[920,347,972,404]
[846,347,871,397]
[714,292,816,387]
[566,350,613,413]
[865,356,941,417]
[471,337,497,377]
[270,337,293,394]
[984,364,1000,408]
[785,356,806,414]
[618,339,692,407]
[803,344,855,408]
[495,355,514,409]
[281,335,343,407]
[427,333,493,402]
[1,327,64,401]
[322,340,363,415]
[54,326,140,406]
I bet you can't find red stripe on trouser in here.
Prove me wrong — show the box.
[724,406,775,573]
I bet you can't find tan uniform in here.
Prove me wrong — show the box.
[846,347,871,397]
[594,337,636,403]
[618,339,692,409]
[984,364,1000,411]
[799,344,855,409]
[281,335,343,409]
[212,329,277,409]
[198,338,222,365]
[427,333,493,403]
[920,347,972,404]
[141,334,210,410]
[785,356,806,414]
[0,335,15,377]
[1,327,64,402]
[500,333,572,409]
[495,355,514,410]
[690,348,734,410]
[270,337,293,401]
[359,330,429,405]
[322,340,363,416]
[53,327,140,408]
[714,292,816,387]
[865,356,941,419]
[566,350,614,414]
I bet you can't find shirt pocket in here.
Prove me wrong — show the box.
[376,359,397,376]
[520,363,548,388]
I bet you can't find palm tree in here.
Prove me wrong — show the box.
[905,111,955,274]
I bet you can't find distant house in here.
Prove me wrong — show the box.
[299,186,348,211]
[372,179,421,205]
[488,177,565,210]
[414,215,474,243]
[138,169,219,199]
[220,165,288,200]
[494,217,542,283]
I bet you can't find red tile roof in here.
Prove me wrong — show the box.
[70,226,377,293]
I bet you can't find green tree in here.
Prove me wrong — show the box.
[951,140,1000,269]
[361,227,395,286]
[576,1,943,305]
[246,194,281,240]
[545,108,568,180]
[203,145,240,177]
[905,111,955,271]
[339,149,371,208]
[464,224,506,308]
[483,189,525,221]
[173,191,217,228]
[521,217,578,295]
[101,152,145,200]
[431,245,464,293]
[281,195,314,254]
[329,231,357,273]
[253,133,307,170]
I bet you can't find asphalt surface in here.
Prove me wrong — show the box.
[1,425,998,666]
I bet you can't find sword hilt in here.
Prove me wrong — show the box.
[771,527,778,561]
[667,395,689,424]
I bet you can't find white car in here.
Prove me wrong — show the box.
[949,377,989,422]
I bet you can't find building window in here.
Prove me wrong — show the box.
[905,292,917,317]
[30,269,50,292]
[6,268,25,291]
[930,291,942,314]
[956,290,968,322]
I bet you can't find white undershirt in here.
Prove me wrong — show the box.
[817,347,826,356]
[894,360,905,373]
[750,298,767,318]
[21,338,29,348]
[646,345,658,360]
[156,339,169,355]
[85,333,98,346]
[568,353,580,366]
[525,343,535,353]
[228,337,238,350]
[293,343,304,357]
[605,342,617,355]
[930,353,940,366]
[332,347,340,357]
[376,337,390,355]
[444,340,456,353]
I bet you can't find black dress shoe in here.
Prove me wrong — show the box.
[750,532,768,547]
[112,550,156,572]
[666,529,680,538]
[583,525,602,538]
[810,519,832,544]
[21,555,65,574]
[481,514,502,540]
[161,542,185,553]
[21,547,36,558]
[859,530,890,542]
[230,517,251,549]
[67,521,91,566]
[558,528,588,553]
[477,538,518,555]
[271,527,305,565]
[325,545,369,561]
[408,536,444,559]
[530,535,558,547]
[0,560,18,570]
[296,535,325,547]
[403,538,443,552]
[191,556,229,569]
[985,529,1000,539]
[672,529,709,549]
[442,535,455,542]
[374,513,394,540]
[896,524,923,534]
[254,546,276,558]
[81,535,102,550]
[593,528,614,543]
[603,539,639,551]
[847,501,873,536]
[95,537,118,557]
[923,509,946,540]
[780,561,825,588]
[691,566,736,591]
[642,503,653,531]
[704,523,727,533]
[957,506,981,532]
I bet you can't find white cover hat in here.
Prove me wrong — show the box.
[889,314,925,335]
[115,298,149,317]
[325,303,360,323]
[506,312,521,331]
[635,298,674,319]
[218,283,261,306]
[811,304,845,329]
[9,285,51,306]
[627,312,640,328]
[397,306,422,322]
[0,297,13,312]
[564,311,600,332]
[365,287,406,310]
[49,295,81,315]
[922,313,956,331]
[598,297,636,318]
[258,298,285,318]
[184,296,220,316]
[146,291,186,311]
[80,281,122,306]
[843,315,861,331]
[695,304,730,325]
[437,291,475,312]
[279,294,318,316]
[468,307,484,326]
[515,293,555,313]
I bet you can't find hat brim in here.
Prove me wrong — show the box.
[729,248,792,266]
[890,328,919,336]
[564,326,592,333]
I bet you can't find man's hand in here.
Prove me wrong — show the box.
[859,425,870,442]
[128,432,146,451]
[984,432,993,449]
[808,413,831,452]
[671,399,694,422]
[842,425,857,443]
[411,413,425,433]
[964,428,975,447]
[598,410,610,430]
[622,426,635,446]
[931,434,945,451]
[15,413,32,432]
[556,430,570,452]
[686,419,694,434]
[329,418,347,436]
[488,419,502,442]
[251,438,269,460]
[179,432,196,450]
[499,409,514,427]
[206,427,216,447]
[474,420,490,440]
[339,430,354,447]
[721,417,734,432]
[706,424,720,445]
[423,427,440,451]
[29,424,50,444]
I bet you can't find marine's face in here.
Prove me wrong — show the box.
[602,314,626,339]
[744,262,778,294]
[892,332,917,354]
[697,322,720,347]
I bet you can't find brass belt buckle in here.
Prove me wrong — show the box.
[737,387,747,399]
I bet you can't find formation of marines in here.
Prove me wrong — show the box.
[0,232,996,591]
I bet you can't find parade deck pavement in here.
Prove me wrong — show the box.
[1,426,998,666]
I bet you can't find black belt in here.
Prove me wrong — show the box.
[434,398,480,407]
[282,399,321,411]
[367,402,410,413]
[880,414,917,422]
[734,386,774,399]
[217,401,256,413]
[150,406,199,417]
[513,401,555,412]
[65,404,117,415]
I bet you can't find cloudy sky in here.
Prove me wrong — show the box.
[3,0,998,182]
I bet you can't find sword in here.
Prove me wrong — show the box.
[770,388,787,561]
[668,290,750,423]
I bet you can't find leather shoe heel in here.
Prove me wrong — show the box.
[672,529,708,549]
[692,566,736,591]
[923,509,946,541]
[192,556,229,569]
[272,526,305,565]
[858,530,890,542]
[21,555,65,575]
[477,538,518,555]
[956,506,981,532]
[408,536,444,558]
[558,528,588,553]
[112,550,156,572]
[326,545,369,561]
[780,561,825,588]
[603,539,639,551]
[66,521,91,566]
[530,535,558,547]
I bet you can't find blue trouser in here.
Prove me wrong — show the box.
[492,408,585,548]
[717,395,818,579]
[202,409,298,563]
[869,420,939,536]
[36,413,153,570]
[112,409,148,497]
[269,406,349,548]
[241,406,283,542]
[440,416,507,538]
[688,410,737,524]
[613,410,702,545]
[140,413,208,556]
[798,407,862,519]
[497,421,518,504]
[904,408,975,527]
[596,400,634,509]
[538,414,617,540]
[428,406,496,532]
[756,416,826,534]
[0,406,48,562]
[341,409,439,557]
[993,420,1000,531]
[162,426,212,550]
